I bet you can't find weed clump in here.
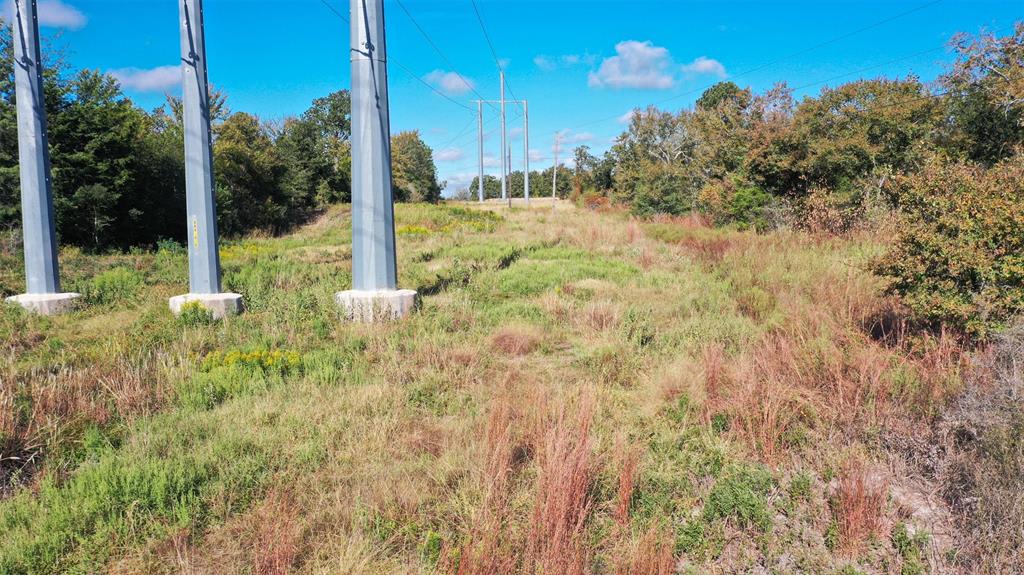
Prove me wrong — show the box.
[703,465,774,532]
[81,267,144,306]
[177,301,216,327]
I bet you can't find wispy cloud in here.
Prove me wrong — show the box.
[434,147,465,162]
[534,53,597,71]
[680,56,728,79]
[556,129,595,145]
[4,0,87,29]
[588,41,675,90]
[618,109,639,124]
[109,65,180,92]
[424,70,476,96]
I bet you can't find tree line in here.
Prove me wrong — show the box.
[566,25,1023,338]
[0,18,443,251]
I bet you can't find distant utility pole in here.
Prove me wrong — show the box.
[523,100,530,207]
[336,0,416,322]
[499,70,507,202]
[477,100,484,203]
[552,132,560,211]
[169,0,243,320]
[476,96,529,208]
[6,0,79,315]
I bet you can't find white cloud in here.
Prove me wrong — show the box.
[483,154,499,168]
[618,109,638,124]
[434,147,464,162]
[109,65,181,92]
[534,56,556,72]
[680,56,728,79]
[556,129,594,145]
[529,149,547,163]
[424,70,475,96]
[534,53,597,72]
[588,41,675,90]
[4,0,87,29]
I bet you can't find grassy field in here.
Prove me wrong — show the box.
[0,203,989,574]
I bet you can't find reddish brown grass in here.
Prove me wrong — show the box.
[834,460,888,554]
[524,397,596,575]
[626,219,643,244]
[583,301,619,331]
[491,328,539,357]
[638,248,656,271]
[676,235,734,265]
[613,523,676,575]
[614,440,641,526]
[452,395,519,574]
[252,491,302,575]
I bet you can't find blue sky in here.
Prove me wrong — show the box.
[10,0,1021,194]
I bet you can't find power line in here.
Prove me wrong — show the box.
[318,0,474,112]
[468,0,519,101]
[438,115,479,150]
[394,0,498,113]
[469,0,502,71]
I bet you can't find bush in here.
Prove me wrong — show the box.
[81,267,145,306]
[876,153,1024,339]
[698,175,774,231]
[703,465,775,531]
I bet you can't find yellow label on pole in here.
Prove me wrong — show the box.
[192,216,200,250]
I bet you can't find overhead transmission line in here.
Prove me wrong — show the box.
[318,0,474,112]
[394,0,499,113]
[469,0,519,101]
[569,0,947,129]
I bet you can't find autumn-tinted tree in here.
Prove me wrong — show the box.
[391,130,441,203]
[940,24,1024,165]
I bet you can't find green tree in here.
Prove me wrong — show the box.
[391,130,441,203]
[877,151,1024,338]
[611,106,702,215]
[940,24,1024,165]
[214,112,289,235]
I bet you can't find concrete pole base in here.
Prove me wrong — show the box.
[169,293,245,320]
[336,289,418,323]
[6,293,81,316]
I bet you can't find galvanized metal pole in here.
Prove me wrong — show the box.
[350,0,397,291]
[477,100,484,203]
[336,0,416,322]
[552,132,559,211]
[499,71,507,203]
[523,100,530,207]
[179,0,221,295]
[507,143,512,208]
[12,0,59,295]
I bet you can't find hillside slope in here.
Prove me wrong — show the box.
[0,204,979,574]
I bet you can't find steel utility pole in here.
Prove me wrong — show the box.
[507,143,512,208]
[552,132,560,211]
[477,100,484,203]
[499,71,507,202]
[6,0,79,315]
[169,0,243,319]
[336,0,417,322]
[523,100,530,207]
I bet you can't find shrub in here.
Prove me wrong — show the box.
[876,153,1024,339]
[81,267,145,306]
[698,175,774,231]
[703,465,774,531]
[177,301,216,327]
